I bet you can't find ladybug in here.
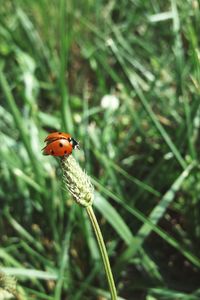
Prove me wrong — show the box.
[42,132,79,156]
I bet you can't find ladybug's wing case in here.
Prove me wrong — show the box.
[44,132,71,143]
[42,139,73,156]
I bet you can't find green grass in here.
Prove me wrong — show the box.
[1,0,200,299]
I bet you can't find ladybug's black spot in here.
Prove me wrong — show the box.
[64,150,67,154]
[51,150,54,155]
[59,143,63,147]
[59,132,62,134]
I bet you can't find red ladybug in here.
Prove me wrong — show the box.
[42,132,79,156]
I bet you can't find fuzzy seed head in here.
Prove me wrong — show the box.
[0,271,16,297]
[62,155,94,207]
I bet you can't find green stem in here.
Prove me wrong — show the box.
[86,205,117,300]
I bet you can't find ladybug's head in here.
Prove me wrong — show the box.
[69,137,80,150]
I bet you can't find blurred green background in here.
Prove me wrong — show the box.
[1,0,200,299]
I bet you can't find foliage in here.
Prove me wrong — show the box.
[1,0,200,299]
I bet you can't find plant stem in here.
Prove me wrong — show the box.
[86,205,117,300]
